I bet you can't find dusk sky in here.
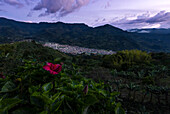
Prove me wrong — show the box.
[0,0,170,29]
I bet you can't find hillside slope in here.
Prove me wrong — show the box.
[0,41,68,74]
[0,17,169,52]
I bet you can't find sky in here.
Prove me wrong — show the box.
[0,0,170,30]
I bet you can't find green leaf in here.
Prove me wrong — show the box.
[42,82,53,92]
[111,92,120,97]
[54,58,61,63]
[84,94,98,107]
[52,92,61,101]
[28,86,39,94]
[83,106,89,114]
[115,103,125,114]
[30,95,51,108]
[52,99,64,112]
[1,81,16,92]
[30,96,45,108]
[0,98,22,112]
[60,73,67,77]
[98,89,107,97]
[40,111,48,114]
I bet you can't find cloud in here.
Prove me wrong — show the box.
[146,11,170,24]
[1,0,24,7]
[33,0,91,17]
[111,11,170,29]
[23,20,33,23]
[0,0,34,7]
[0,8,6,12]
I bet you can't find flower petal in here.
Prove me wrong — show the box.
[47,63,53,66]
[43,65,51,71]
[53,64,60,70]
[43,63,62,75]
[50,70,59,75]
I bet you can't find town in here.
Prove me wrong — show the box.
[44,42,116,55]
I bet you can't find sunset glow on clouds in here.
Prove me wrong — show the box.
[0,0,170,29]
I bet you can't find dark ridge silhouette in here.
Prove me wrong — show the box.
[0,17,169,52]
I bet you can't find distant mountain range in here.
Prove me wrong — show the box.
[128,28,170,34]
[0,17,169,52]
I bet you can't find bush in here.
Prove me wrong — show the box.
[102,50,152,70]
[0,61,125,113]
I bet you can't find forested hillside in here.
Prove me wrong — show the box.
[0,17,169,52]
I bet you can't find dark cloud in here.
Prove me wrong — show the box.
[146,11,170,23]
[111,11,170,29]
[33,0,90,17]
[2,0,24,7]
[126,11,170,25]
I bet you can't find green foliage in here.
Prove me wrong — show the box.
[0,17,169,52]
[0,60,124,113]
[42,82,53,92]
[1,81,16,92]
[0,41,68,75]
[0,98,22,113]
[0,41,169,114]
[103,50,152,69]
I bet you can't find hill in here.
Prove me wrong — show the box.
[0,41,68,74]
[0,41,126,113]
[0,41,170,113]
[0,17,169,52]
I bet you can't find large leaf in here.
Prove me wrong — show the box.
[30,94,51,108]
[115,103,125,114]
[52,98,64,112]
[84,94,98,107]
[42,82,53,92]
[1,81,16,92]
[82,94,99,114]
[0,98,22,113]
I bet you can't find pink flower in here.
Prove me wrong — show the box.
[83,85,88,95]
[0,73,5,79]
[43,63,62,75]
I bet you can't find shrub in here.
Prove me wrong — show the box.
[102,50,152,70]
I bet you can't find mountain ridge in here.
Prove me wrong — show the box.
[0,17,169,52]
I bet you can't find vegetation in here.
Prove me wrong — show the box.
[0,41,170,113]
[0,42,124,113]
[102,50,152,70]
[73,49,170,113]
[0,17,170,52]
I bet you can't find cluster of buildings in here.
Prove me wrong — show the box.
[44,42,115,55]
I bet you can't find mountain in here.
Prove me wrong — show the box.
[0,17,169,52]
[128,28,170,34]
[128,28,170,51]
